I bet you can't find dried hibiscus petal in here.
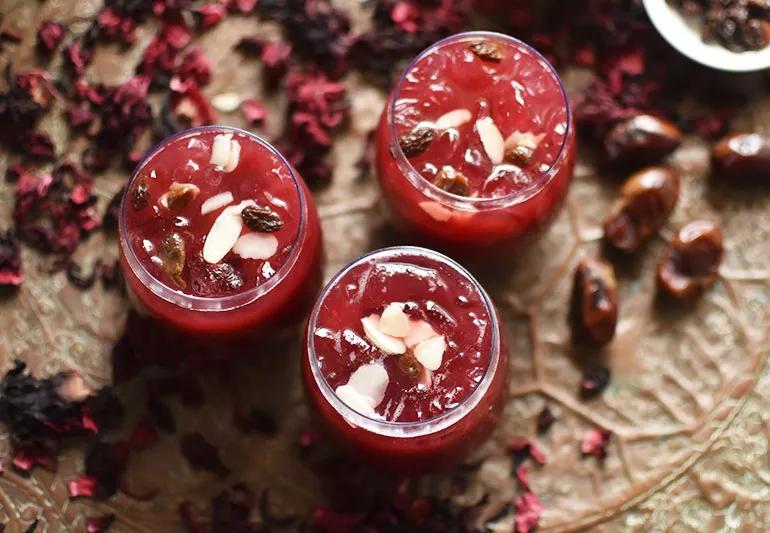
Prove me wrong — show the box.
[604,166,680,252]
[160,232,186,288]
[580,365,611,397]
[469,40,504,61]
[86,514,115,533]
[241,205,283,232]
[85,441,130,499]
[68,475,98,498]
[37,21,66,54]
[399,127,435,157]
[0,231,23,286]
[433,166,469,196]
[569,257,618,346]
[658,220,723,301]
[514,491,542,533]
[180,433,229,477]
[581,428,612,459]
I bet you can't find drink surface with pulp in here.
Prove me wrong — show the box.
[123,129,300,298]
[312,250,494,423]
[394,35,568,198]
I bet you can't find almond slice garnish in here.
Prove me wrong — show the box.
[201,191,234,215]
[202,200,255,264]
[335,362,389,416]
[435,108,472,130]
[361,315,406,355]
[232,232,278,260]
[413,335,446,371]
[504,130,545,151]
[211,93,242,113]
[476,118,505,164]
[378,302,410,337]
[404,319,438,348]
[419,201,453,222]
[210,133,241,172]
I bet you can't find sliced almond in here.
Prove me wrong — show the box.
[435,108,472,130]
[202,200,255,264]
[347,362,389,407]
[361,315,406,355]
[232,232,278,260]
[201,191,234,215]
[404,319,438,348]
[211,93,242,113]
[504,130,545,151]
[378,302,410,337]
[477,118,505,165]
[418,367,433,391]
[335,384,377,416]
[210,133,241,172]
[413,335,446,371]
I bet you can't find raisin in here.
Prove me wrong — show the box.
[398,350,421,378]
[432,166,470,196]
[398,127,435,157]
[241,205,283,233]
[163,182,200,211]
[132,180,149,211]
[160,232,186,289]
[505,144,535,166]
[469,40,504,61]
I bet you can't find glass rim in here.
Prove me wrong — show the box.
[387,30,573,210]
[305,245,502,438]
[119,125,307,312]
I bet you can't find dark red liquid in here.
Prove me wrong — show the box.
[119,127,323,343]
[376,32,576,257]
[123,128,300,297]
[302,248,507,472]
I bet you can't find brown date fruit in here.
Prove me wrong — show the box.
[432,166,470,196]
[604,166,680,252]
[658,221,723,301]
[711,132,770,184]
[569,257,619,346]
[605,114,682,165]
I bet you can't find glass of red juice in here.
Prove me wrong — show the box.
[302,246,508,473]
[119,126,323,349]
[376,31,576,259]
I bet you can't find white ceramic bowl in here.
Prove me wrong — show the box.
[643,0,770,72]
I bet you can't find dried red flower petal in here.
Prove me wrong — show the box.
[63,42,93,77]
[311,506,363,531]
[260,41,293,88]
[507,438,546,466]
[195,4,227,30]
[67,104,95,129]
[581,428,612,459]
[0,231,23,286]
[172,84,217,128]
[580,365,611,397]
[241,99,267,125]
[227,0,258,13]
[515,464,530,489]
[86,514,115,533]
[536,405,554,434]
[12,446,57,473]
[37,21,66,54]
[180,433,229,477]
[297,424,322,449]
[96,8,137,45]
[85,441,131,499]
[171,48,212,92]
[514,491,542,533]
[129,420,158,450]
[68,475,98,498]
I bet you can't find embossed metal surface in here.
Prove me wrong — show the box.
[1,1,769,532]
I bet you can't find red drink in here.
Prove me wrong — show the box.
[302,247,507,472]
[119,126,323,345]
[376,32,576,258]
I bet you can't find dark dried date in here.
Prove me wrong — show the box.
[711,132,770,184]
[469,40,504,61]
[398,127,435,157]
[604,114,682,165]
[658,221,723,300]
[160,232,186,289]
[604,166,680,252]
[569,257,618,346]
[132,180,149,211]
[433,166,470,196]
[241,205,283,232]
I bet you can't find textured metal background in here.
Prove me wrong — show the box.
[1,1,769,531]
